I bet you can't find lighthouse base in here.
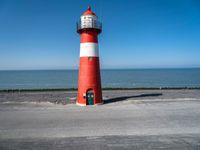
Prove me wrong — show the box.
[76,101,103,106]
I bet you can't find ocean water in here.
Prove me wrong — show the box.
[0,69,200,90]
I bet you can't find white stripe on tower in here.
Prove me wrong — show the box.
[80,43,99,57]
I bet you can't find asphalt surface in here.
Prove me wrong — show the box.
[0,90,200,149]
[1,89,200,104]
[1,135,200,150]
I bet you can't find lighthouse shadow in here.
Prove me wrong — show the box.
[103,93,163,104]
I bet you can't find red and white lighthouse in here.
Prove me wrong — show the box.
[76,6,103,106]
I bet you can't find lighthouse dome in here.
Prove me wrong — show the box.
[82,6,96,16]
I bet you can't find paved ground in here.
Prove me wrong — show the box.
[1,135,200,150]
[0,90,200,149]
[1,89,200,104]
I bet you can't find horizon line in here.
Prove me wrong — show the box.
[0,67,200,71]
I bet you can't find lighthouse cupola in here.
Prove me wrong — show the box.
[77,6,102,34]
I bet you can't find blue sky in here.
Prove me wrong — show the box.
[0,0,200,70]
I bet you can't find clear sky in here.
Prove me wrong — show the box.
[0,0,200,70]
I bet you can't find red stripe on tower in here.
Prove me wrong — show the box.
[76,6,103,106]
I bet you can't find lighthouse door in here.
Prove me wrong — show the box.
[86,90,94,105]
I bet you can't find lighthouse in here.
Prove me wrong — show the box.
[76,6,103,106]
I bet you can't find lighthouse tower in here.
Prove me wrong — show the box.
[76,6,103,106]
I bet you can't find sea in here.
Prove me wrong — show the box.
[0,68,200,90]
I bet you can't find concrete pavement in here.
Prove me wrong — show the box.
[0,91,200,149]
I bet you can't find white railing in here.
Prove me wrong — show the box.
[77,21,102,32]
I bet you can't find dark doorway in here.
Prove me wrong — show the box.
[86,89,94,105]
